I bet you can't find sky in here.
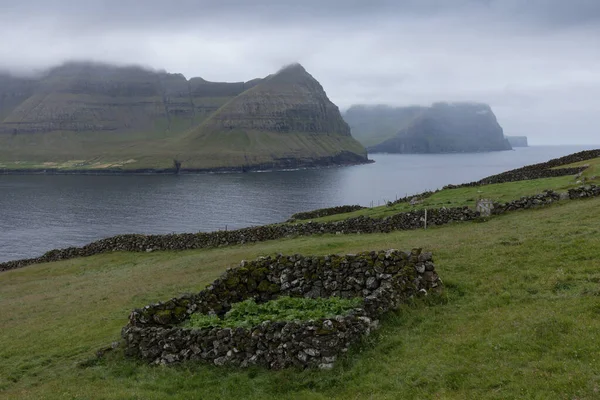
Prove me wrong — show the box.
[1,0,599,144]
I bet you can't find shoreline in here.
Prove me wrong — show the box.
[2,148,598,266]
[1,184,598,272]
[0,158,375,176]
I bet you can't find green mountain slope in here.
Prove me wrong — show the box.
[0,62,367,171]
[177,64,367,169]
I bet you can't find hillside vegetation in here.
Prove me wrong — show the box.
[0,63,367,171]
[2,155,600,399]
[294,155,600,223]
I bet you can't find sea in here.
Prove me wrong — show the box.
[0,145,597,262]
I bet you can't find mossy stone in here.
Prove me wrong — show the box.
[226,275,240,288]
[251,267,269,279]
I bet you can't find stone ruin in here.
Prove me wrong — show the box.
[121,249,442,369]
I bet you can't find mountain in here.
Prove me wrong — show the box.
[342,104,425,147]
[351,102,512,154]
[505,136,528,147]
[0,62,367,172]
[178,64,366,169]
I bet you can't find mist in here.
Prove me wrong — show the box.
[1,0,599,144]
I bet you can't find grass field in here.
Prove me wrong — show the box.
[0,128,367,171]
[294,157,600,223]
[2,190,600,398]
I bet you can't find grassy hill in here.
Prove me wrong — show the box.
[0,63,367,171]
[1,155,600,399]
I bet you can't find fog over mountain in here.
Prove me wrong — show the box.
[1,0,599,145]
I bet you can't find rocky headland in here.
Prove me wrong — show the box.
[505,136,529,147]
[344,102,512,154]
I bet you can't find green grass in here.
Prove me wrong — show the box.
[2,195,600,399]
[185,297,363,329]
[297,157,600,223]
[0,89,367,171]
[0,128,367,171]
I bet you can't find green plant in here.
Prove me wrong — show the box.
[185,296,363,329]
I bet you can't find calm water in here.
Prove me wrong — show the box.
[0,145,597,262]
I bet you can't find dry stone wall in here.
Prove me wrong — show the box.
[3,184,600,273]
[445,149,600,189]
[288,205,366,221]
[0,207,477,272]
[490,185,599,214]
[121,249,441,369]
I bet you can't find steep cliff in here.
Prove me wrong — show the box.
[168,64,367,169]
[367,102,512,154]
[0,62,367,171]
[343,104,425,147]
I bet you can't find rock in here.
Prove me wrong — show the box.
[304,348,320,357]
[366,277,379,290]
[214,356,228,366]
[297,352,308,363]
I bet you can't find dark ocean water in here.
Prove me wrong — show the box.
[0,145,597,262]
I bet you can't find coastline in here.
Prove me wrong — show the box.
[0,158,375,176]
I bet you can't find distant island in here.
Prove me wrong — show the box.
[343,102,512,154]
[505,136,529,147]
[0,62,368,173]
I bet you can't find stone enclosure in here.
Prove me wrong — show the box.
[122,249,442,369]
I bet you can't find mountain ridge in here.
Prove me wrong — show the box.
[0,61,368,172]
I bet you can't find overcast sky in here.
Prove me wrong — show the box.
[1,0,599,144]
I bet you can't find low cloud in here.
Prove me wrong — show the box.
[1,0,599,144]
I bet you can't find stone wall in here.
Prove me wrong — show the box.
[568,184,600,199]
[389,190,437,206]
[489,185,599,214]
[3,184,600,273]
[288,205,366,222]
[491,190,561,214]
[121,249,441,369]
[445,149,600,189]
[0,207,477,272]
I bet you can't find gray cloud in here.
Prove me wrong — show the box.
[3,1,600,29]
[0,0,599,144]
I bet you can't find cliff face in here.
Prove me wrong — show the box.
[0,62,367,171]
[343,104,425,147]
[367,102,512,154]
[180,64,367,168]
[198,64,351,135]
[0,62,257,135]
[506,136,528,147]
